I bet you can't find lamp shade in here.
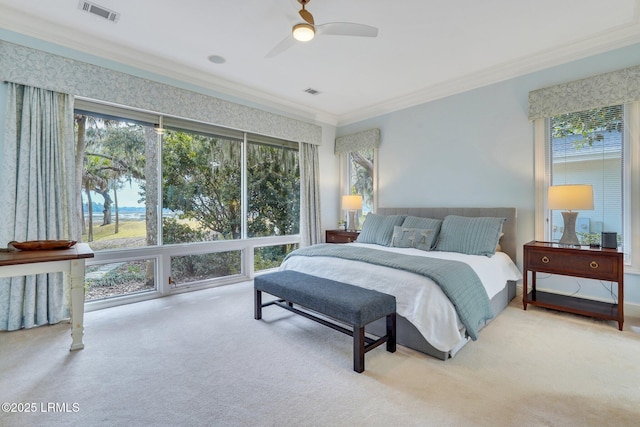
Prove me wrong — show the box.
[341,195,363,210]
[548,185,594,211]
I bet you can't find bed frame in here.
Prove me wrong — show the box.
[366,207,518,360]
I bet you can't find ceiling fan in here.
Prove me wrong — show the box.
[265,0,379,58]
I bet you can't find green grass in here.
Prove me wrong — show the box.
[82,219,147,242]
[82,217,201,249]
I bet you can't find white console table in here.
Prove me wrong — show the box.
[0,243,94,350]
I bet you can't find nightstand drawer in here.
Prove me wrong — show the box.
[326,230,359,243]
[526,248,619,281]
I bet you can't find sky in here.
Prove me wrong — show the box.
[82,179,144,208]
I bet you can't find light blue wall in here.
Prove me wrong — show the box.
[0,82,6,167]
[337,42,640,306]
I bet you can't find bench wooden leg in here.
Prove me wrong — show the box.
[387,313,396,353]
[354,326,365,373]
[254,289,262,320]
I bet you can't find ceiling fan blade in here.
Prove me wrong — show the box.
[299,9,314,25]
[265,35,297,58]
[316,22,378,37]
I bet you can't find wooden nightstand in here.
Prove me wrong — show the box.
[326,229,360,244]
[523,240,624,330]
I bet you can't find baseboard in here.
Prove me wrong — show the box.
[625,302,640,318]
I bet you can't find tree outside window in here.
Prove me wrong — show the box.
[336,128,380,226]
[75,108,300,300]
[348,148,374,225]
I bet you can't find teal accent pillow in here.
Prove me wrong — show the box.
[435,215,506,257]
[356,214,406,246]
[401,216,443,249]
[391,226,434,251]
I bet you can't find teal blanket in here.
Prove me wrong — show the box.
[284,244,494,340]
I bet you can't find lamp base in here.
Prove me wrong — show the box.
[558,211,580,246]
[347,210,358,232]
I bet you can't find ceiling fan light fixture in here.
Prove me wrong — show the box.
[292,23,315,42]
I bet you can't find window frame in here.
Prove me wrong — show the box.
[340,147,378,217]
[534,102,640,273]
[77,99,302,311]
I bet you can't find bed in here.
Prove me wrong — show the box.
[279,207,522,360]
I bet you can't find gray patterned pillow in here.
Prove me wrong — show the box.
[391,226,434,251]
[401,216,442,249]
[435,215,505,257]
[356,213,406,246]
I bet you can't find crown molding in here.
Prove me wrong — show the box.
[337,20,640,126]
[0,6,339,127]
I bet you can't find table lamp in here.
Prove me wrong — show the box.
[341,195,363,231]
[548,184,594,246]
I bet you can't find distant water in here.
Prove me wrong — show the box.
[84,207,179,221]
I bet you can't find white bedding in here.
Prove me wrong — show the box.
[279,242,522,353]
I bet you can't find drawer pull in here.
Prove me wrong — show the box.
[541,256,550,264]
[590,261,599,269]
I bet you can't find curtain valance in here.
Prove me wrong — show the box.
[528,64,640,119]
[334,128,380,154]
[0,41,321,145]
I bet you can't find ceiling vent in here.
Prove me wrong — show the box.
[304,88,321,95]
[78,1,120,23]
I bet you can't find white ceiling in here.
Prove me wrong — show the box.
[1,0,639,126]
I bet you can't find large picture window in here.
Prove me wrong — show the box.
[75,101,300,303]
[162,126,243,243]
[246,135,300,238]
[75,112,157,250]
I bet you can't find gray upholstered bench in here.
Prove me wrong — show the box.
[254,270,396,373]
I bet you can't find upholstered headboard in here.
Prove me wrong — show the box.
[376,207,517,262]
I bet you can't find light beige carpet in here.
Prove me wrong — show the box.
[1,281,639,427]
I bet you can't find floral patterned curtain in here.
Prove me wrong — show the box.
[0,83,77,330]
[299,142,322,247]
